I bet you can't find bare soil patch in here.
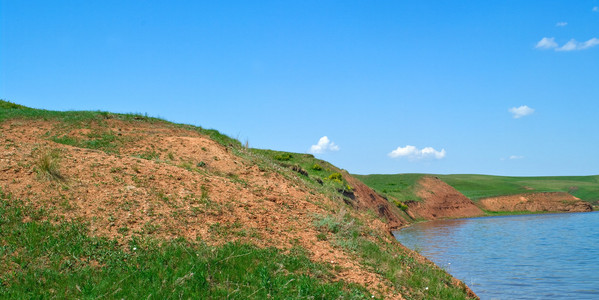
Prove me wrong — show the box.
[479,192,592,212]
[343,172,408,231]
[407,176,484,220]
[0,119,406,297]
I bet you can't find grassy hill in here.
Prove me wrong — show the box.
[436,174,599,204]
[0,100,474,299]
[353,174,424,204]
[355,173,599,206]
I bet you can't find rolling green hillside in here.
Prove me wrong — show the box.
[436,174,599,204]
[353,174,424,203]
[355,173,599,206]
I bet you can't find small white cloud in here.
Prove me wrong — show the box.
[593,6,599,12]
[309,136,339,154]
[535,37,558,49]
[556,22,568,27]
[582,38,599,49]
[389,145,417,158]
[388,145,446,160]
[557,39,578,51]
[509,105,535,118]
[535,37,599,52]
[556,38,599,51]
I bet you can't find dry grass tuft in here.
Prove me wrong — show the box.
[34,148,65,182]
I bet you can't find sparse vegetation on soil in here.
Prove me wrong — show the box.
[0,195,371,299]
[33,148,65,182]
[0,100,475,299]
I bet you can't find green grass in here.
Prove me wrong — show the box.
[436,174,599,204]
[0,192,372,299]
[1,100,475,298]
[353,173,426,203]
[312,211,471,299]
[354,173,599,206]
[0,99,240,150]
[51,131,123,153]
[250,149,352,193]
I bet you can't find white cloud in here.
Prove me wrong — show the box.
[535,37,558,49]
[593,6,599,12]
[556,38,599,51]
[582,38,599,49]
[309,136,339,154]
[509,105,535,118]
[388,145,446,160]
[556,22,568,27]
[537,37,599,52]
[557,39,579,51]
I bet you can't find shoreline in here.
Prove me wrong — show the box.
[391,209,596,299]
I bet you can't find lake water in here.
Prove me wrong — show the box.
[393,212,599,299]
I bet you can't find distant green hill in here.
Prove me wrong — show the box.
[354,173,599,206]
[353,174,425,203]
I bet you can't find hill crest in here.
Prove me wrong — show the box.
[0,100,475,299]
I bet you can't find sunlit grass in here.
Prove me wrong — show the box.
[355,173,599,205]
[0,193,372,299]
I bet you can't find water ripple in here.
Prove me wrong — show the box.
[394,212,599,299]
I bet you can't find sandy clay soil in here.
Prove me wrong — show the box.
[1,118,416,298]
[478,192,592,212]
[406,176,484,220]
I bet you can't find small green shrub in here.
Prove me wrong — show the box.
[312,163,323,171]
[274,153,293,161]
[328,173,343,183]
[393,200,409,212]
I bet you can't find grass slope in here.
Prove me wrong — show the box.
[355,173,599,206]
[436,174,599,204]
[353,174,425,204]
[0,193,369,299]
[0,100,241,150]
[0,100,474,299]
[250,149,353,194]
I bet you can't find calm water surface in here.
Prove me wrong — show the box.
[394,212,599,299]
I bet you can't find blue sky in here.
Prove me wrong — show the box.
[2,1,598,176]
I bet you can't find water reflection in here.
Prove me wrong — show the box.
[395,219,470,259]
[394,212,599,299]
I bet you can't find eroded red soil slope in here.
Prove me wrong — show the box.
[479,192,592,212]
[406,176,484,220]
